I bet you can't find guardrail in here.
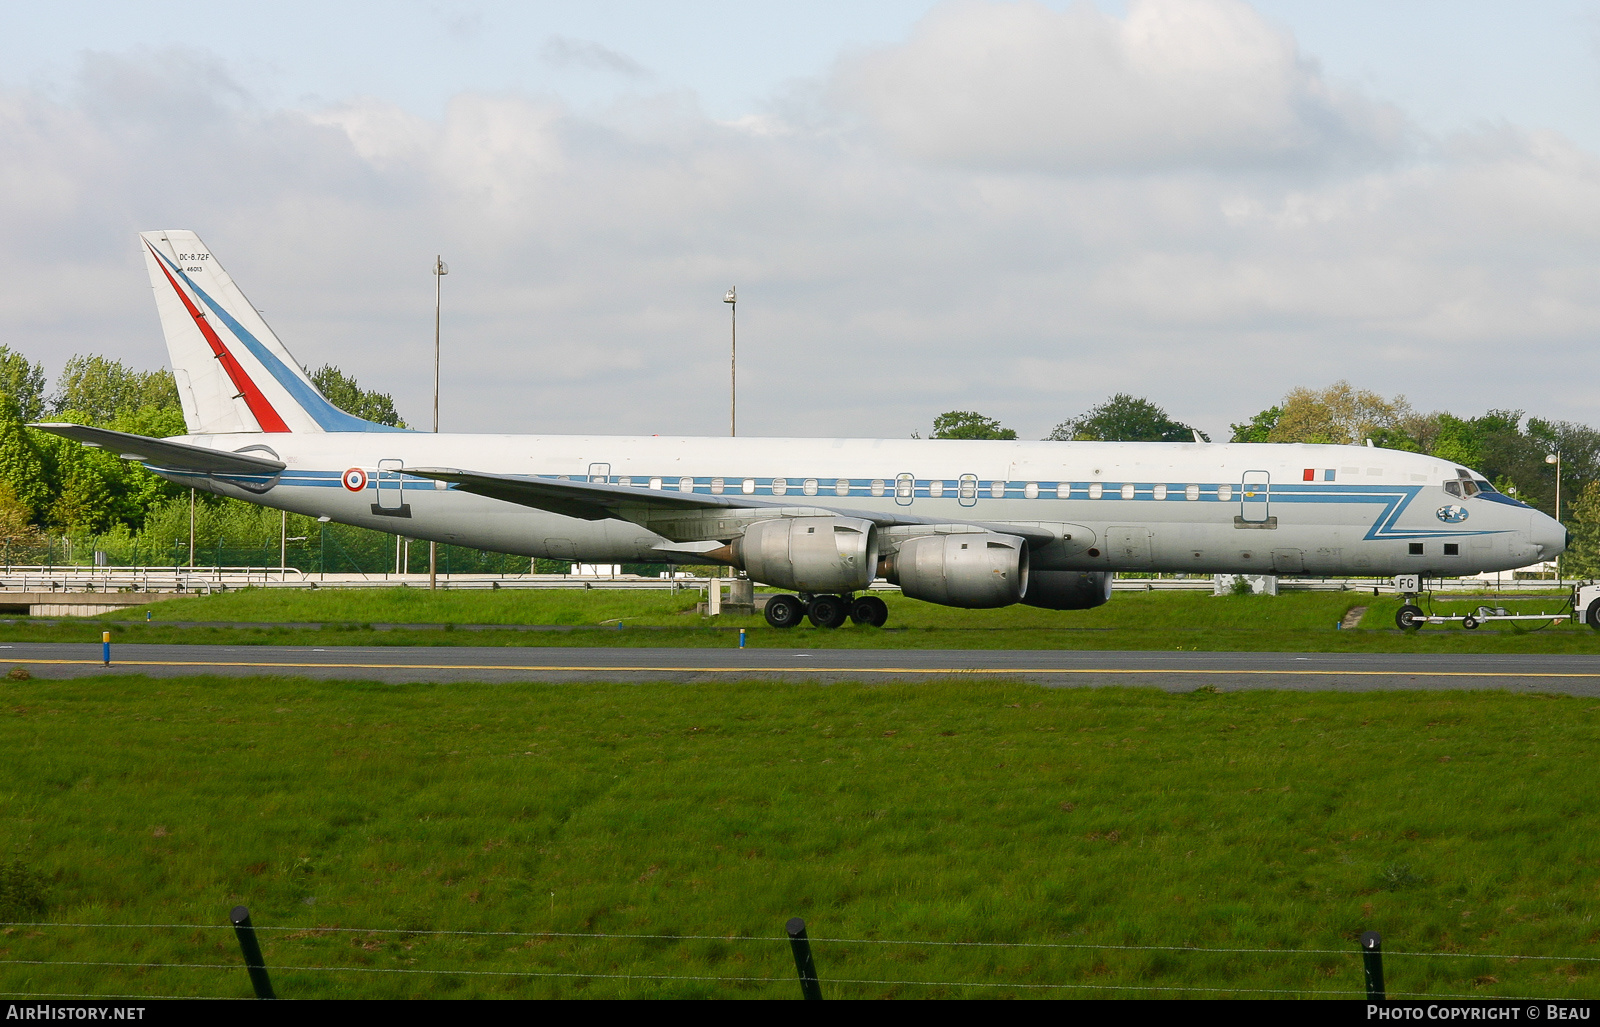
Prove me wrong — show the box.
[0,567,1574,595]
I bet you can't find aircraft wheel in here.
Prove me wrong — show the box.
[1462,614,1479,630]
[764,594,803,629]
[1586,598,1600,631]
[808,594,848,629]
[850,595,889,627]
[1395,604,1424,630]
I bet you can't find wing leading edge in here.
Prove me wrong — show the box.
[400,466,1066,544]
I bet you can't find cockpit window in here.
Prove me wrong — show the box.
[1460,480,1480,498]
[1444,481,1461,498]
[1473,478,1496,494]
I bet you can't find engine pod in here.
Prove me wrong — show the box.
[889,533,1029,608]
[1022,570,1114,610]
[737,516,878,594]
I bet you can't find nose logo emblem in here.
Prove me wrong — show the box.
[1436,505,1469,523]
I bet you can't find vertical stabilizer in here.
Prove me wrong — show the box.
[140,231,404,434]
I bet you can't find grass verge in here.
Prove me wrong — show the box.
[1,676,1597,999]
[0,589,1588,653]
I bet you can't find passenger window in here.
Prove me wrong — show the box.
[1218,484,1233,501]
[1024,482,1039,499]
[1120,483,1135,500]
[649,477,662,490]
[1054,483,1069,499]
[742,478,755,494]
[771,477,788,496]
[989,481,1005,499]
[1185,484,1199,501]
[871,479,886,497]
[678,477,695,493]
[710,477,725,494]
[1153,484,1168,500]
[1444,481,1461,497]
[1088,483,1103,499]
[803,478,819,496]
[960,475,978,500]
[834,478,850,496]
[928,480,944,498]
[618,477,632,487]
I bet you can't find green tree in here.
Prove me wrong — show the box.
[1264,382,1413,446]
[311,365,406,427]
[50,355,178,424]
[0,346,46,422]
[0,395,51,521]
[1047,394,1205,442]
[1563,480,1600,579]
[1229,406,1281,443]
[930,410,1017,440]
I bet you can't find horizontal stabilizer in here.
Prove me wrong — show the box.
[29,423,286,475]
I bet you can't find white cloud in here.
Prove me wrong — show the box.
[835,0,1405,173]
[0,14,1599,445]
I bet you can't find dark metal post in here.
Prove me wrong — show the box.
[231,905,277,999]
[786,916,822,1000]
[1361,930,1384,1001]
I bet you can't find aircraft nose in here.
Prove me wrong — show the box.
[1532,511,1567,560]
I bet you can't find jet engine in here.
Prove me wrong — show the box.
[1022,570,1114,610]
[734,516,878,593]
[884,533,1029,608]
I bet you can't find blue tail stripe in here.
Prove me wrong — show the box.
[156,251,407,434]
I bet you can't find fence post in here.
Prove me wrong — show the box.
[230,905,277,999]
[786,917,823,1000]
[1360,930,1384,1001]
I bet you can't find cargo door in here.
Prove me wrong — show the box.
[1107,525,1153,569]
[1271,548,1304,574]
[895,472,915,507]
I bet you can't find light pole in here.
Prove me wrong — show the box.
[724,287,736,436]
[1547,452,1562,581]
[431,255,448,591]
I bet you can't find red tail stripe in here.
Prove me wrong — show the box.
[147,243,290,433]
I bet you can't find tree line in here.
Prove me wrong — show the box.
[0,344,402,564]
[930,385,1600,577]
[2,348,1596,576]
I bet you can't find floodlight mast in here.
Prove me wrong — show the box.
[724,287,736,437]
[1547,452,1562,581]
[431,256,448,590]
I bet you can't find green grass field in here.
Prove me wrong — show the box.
[2,675,1598,999]
[0,587,1589,653]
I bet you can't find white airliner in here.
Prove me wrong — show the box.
[33,231,1566,629]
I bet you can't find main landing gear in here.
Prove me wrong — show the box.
[763,593,889,629]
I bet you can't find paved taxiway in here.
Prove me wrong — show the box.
[3,643,1600,692]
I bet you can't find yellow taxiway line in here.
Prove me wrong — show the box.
[7,657,1600,679]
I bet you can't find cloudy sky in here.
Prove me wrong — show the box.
[3,1,1598,440]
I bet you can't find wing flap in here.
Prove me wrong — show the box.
[30,423,286,475]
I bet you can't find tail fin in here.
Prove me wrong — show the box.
[140,231,405,434]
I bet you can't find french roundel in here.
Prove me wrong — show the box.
[342,467,368,492]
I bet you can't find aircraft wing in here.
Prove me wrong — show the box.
[29,423,286,475]
[401,466,1064,544]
